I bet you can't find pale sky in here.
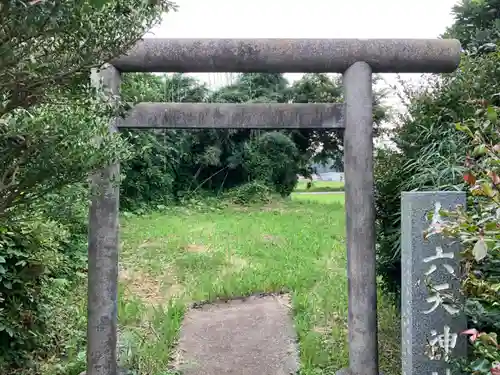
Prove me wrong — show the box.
[147,0,459,86]
[145,0,460,134]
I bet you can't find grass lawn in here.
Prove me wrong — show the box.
[294,180,344,193]
[291,192,346,205]
[113,198,400,375]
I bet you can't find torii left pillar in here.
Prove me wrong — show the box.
[88,64,121,375]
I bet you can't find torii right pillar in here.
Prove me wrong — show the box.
[338,43,461,375]
[341,60,378,375]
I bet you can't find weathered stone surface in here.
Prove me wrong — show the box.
[79,367,130,375]
[335,368,353,375]
[111,38,461,73]
[118,102,344,129]
[174,294,299,375]
[401,191,467,375]
[335,370,385,375]
[87,65,121,375]
[343,62,379,375]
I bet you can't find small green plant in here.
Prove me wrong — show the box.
[225,181,274,205]
[462,329,500,375]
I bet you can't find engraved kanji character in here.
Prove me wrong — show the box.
[424,246,455,276]
[423,283,460,316]
[431,369,451,375]
[427,326,458,361]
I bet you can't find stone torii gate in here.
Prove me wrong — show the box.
[88,38,461,375]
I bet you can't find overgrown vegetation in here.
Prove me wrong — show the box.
[374,0,500,372]
[375,2,500,297]
[426,105,500,375]
[0,0,174,370]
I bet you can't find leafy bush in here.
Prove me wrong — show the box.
[462,329,500,375]
[36,184,90,278]
[244,131,300,197]
[119,129,177,211]
[374,52,500,296]
[0,214,71,367]
[0,79,129,373]
[225,181,274,205]
[0,0,175,371]
[425,104,500,375]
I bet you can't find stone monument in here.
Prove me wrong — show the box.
[401,191,468,375]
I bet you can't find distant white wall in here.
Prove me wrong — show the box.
[314,172,344,182]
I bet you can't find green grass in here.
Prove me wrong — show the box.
[291,192,346,205]
[111,198,400,375]
[294,180,344,193]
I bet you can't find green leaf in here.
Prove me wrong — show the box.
[455,122,468,131]
[482,182,495,197]
[473,144,488,157]
[487,106,498,123]
[471,358,491,373]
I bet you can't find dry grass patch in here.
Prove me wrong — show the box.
[262,234,283,243]
[312,311,348,335]
[220,253,251,276]
[183,243,210,253]
[119,266,184,304]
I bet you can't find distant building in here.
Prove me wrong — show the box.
[310,159,344,182]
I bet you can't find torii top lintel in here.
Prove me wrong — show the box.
[110,38,461,74]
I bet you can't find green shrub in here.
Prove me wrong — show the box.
[225,181,274,205]
[0,214,70,367]
[35,184,90,278]
[245,131,300,197]
[426,104,500,375]
[0,184,89,371]
[375,52,500,297]
[119,130,177,211]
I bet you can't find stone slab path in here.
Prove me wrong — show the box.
[173,294,299,375]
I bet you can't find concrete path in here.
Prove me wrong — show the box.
[173,294,299,375]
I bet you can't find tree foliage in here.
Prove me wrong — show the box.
[375,1,500,371]
[426,105,500,375]
[0,0,176,116]
[0,0,173,369]
[0,90,129,218]
[444,0,500,52]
